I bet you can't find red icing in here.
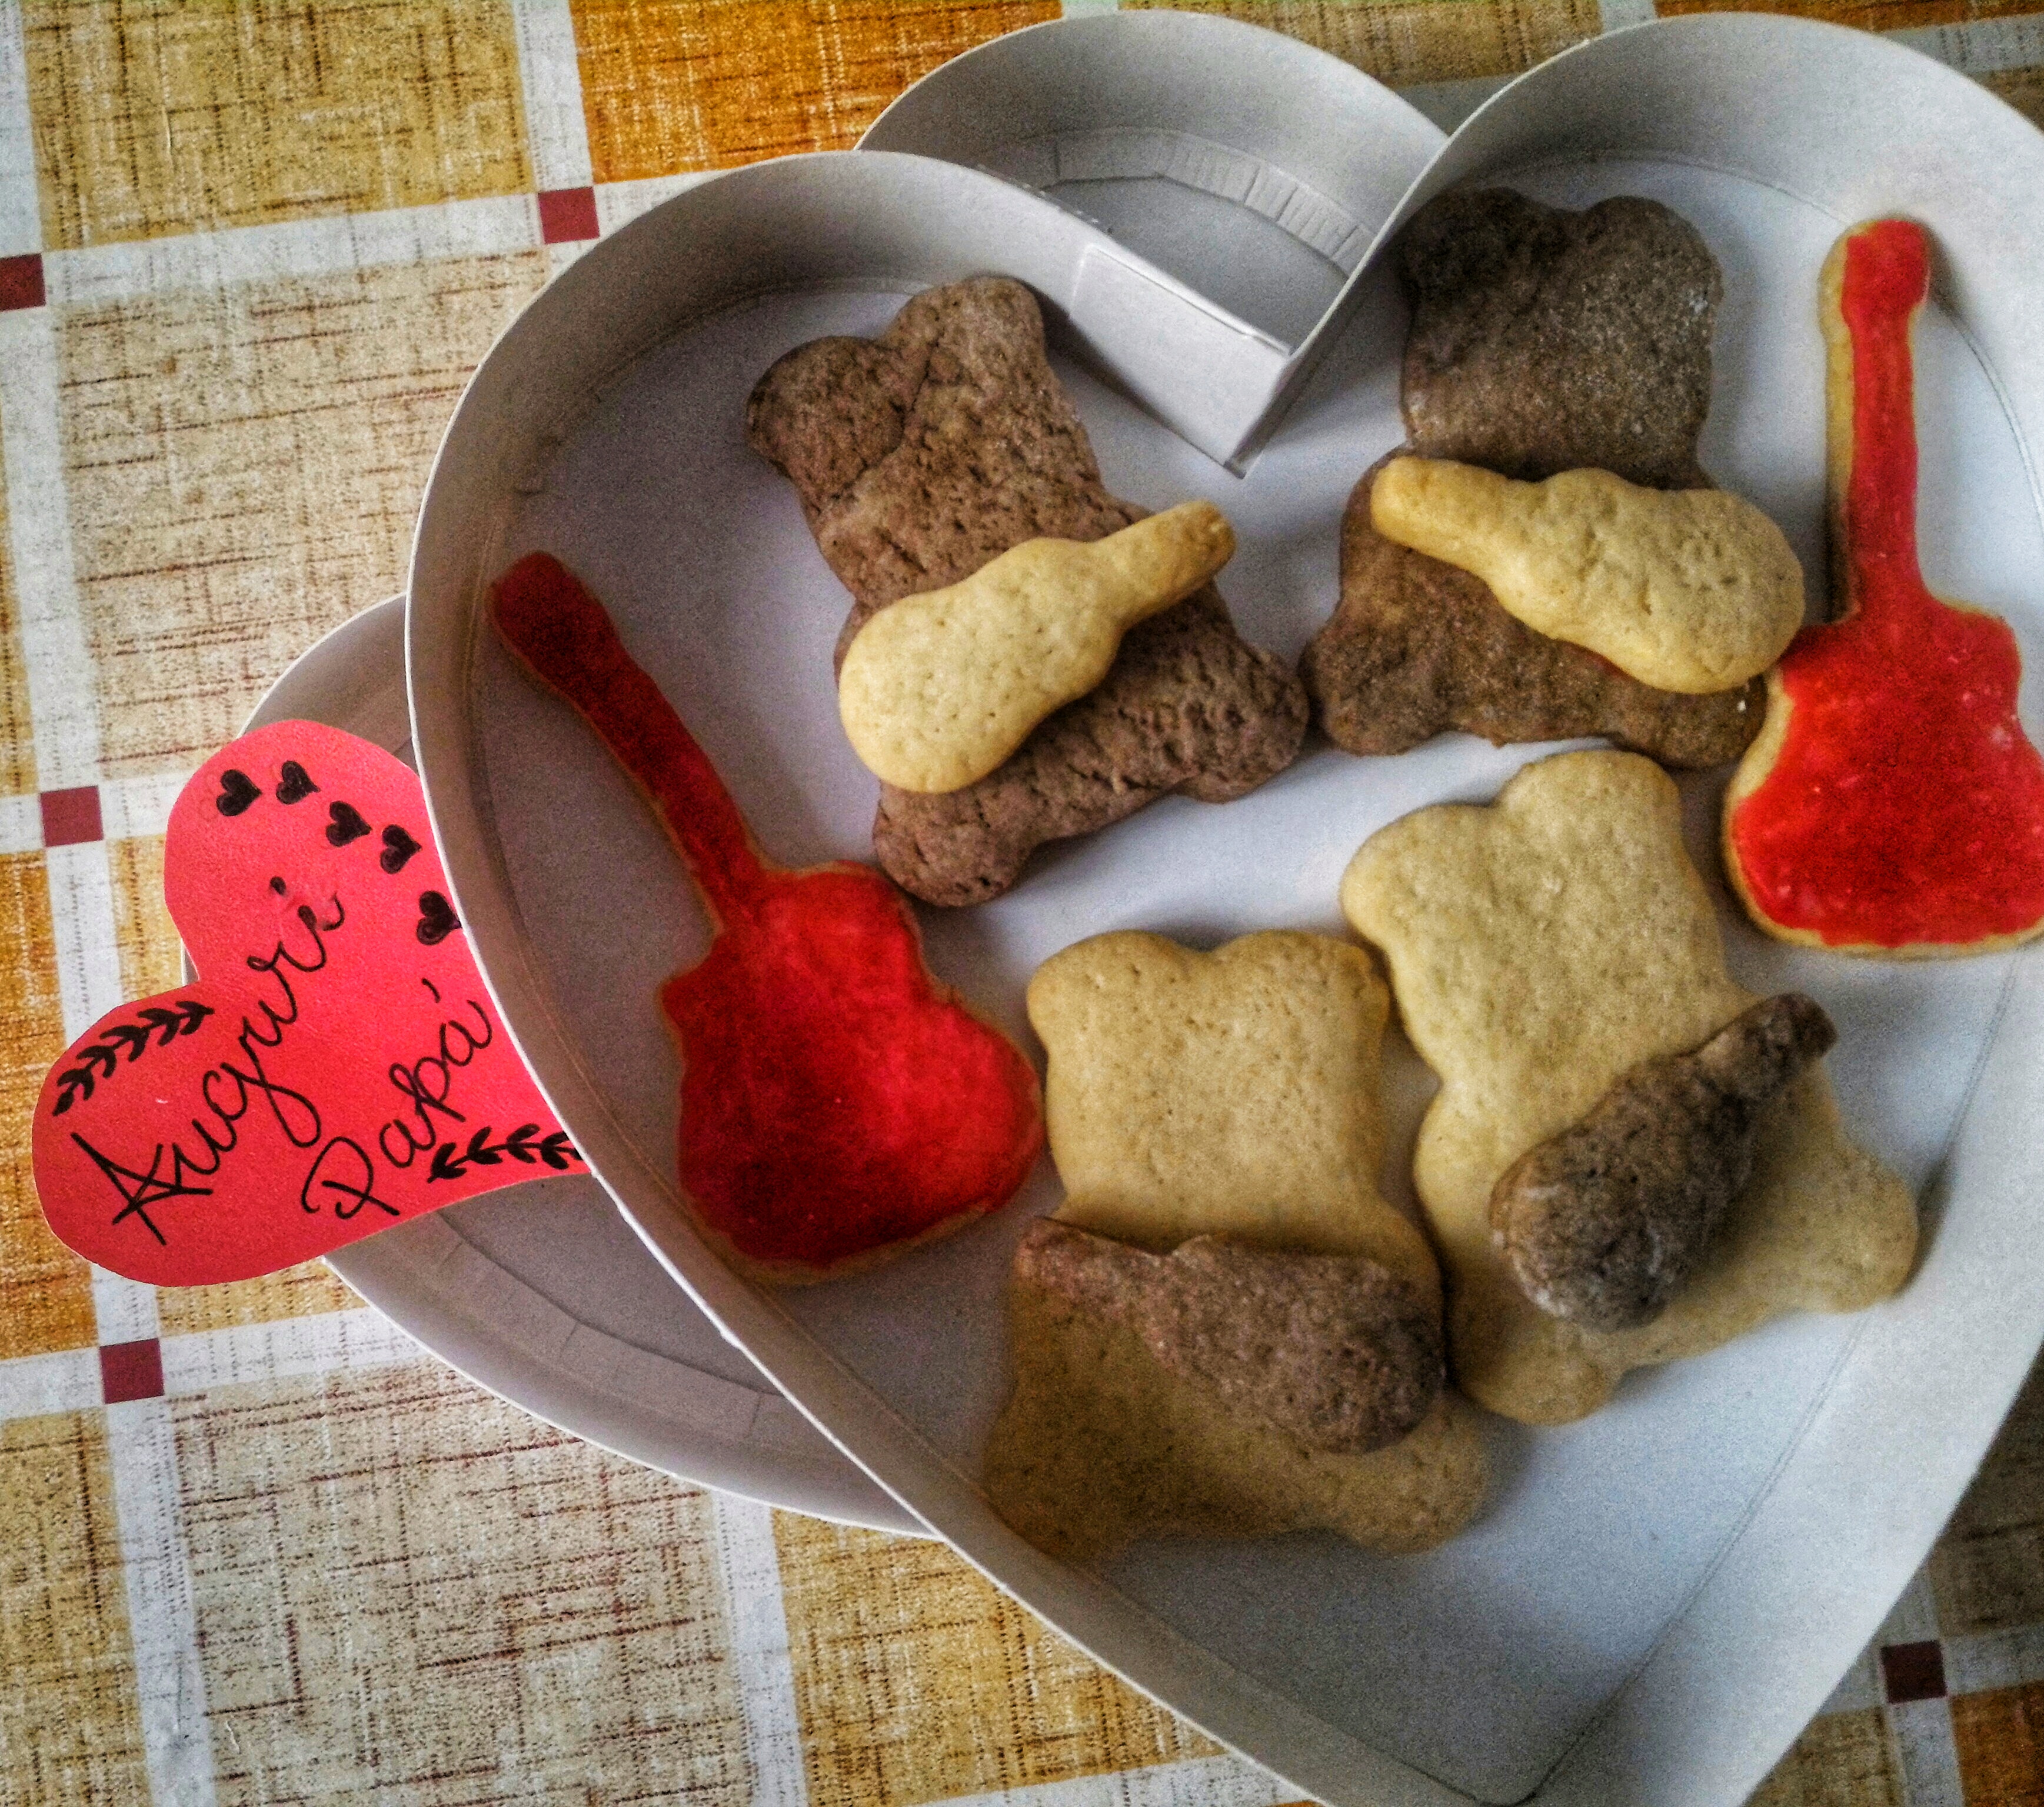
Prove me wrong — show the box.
[1727,219,2044,948]
[491,554,1043,1271]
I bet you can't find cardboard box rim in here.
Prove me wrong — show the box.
[860,9,1447,469]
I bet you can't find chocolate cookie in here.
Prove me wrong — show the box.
[1489,993,1837,1332]
[1400,189,1720,490]
[1014,1220,1443,1455]
[746,278,1307,906]
[1301,190,1765,767]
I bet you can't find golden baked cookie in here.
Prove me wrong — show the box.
[1341,750,1916,1425]
[837,502,1234,793]
[1370,458,1803,694]
[983,931,1486,1561]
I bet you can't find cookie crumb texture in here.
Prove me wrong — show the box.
[984,931,1484,1562]
[1399,190,1718,490]
[1303,190,1765,766]
[1343,751,1916,1425]
[746,278,1306,905]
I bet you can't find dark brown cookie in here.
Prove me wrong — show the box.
[1014,1220,1443,1456]
[1490,993,1837,1331]
[746,278,1307,906]
[1399,189,1720,491]
[1301,191,1765,768]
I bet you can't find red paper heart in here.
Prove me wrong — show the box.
[32,720,579,1285]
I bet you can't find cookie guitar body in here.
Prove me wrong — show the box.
[491,554,1043,1282]
[1725,219,2044,953]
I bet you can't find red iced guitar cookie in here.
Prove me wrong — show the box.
[491,554,1044,1281]
[1725,219,2044,955]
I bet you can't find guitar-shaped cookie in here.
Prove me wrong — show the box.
[1724,218,2044,953]
[491,554,1044,1282]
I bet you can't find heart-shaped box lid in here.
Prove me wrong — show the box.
[860,11,1445,469]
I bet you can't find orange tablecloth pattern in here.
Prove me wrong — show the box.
[1,5,2040,1804]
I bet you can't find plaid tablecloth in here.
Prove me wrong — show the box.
[1,4,2039,1803]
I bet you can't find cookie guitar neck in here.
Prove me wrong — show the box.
[491,554,767,925]
[1832,221,1947,612]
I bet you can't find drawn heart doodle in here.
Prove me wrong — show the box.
[379,824,421,874]
[415,891,460,945]
[216,769,261,816]
[276,760,319,804]
[31,719,580,1286]
[326,801,371,846]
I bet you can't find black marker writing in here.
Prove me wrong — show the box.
[378,998,495,1168]
[72,1131,215,1246]
[85,895,349,1238]
[301,1136,398,1220]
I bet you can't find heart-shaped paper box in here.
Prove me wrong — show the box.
[404,15,2044,1805]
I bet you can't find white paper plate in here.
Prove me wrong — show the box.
[242,596,918,1534]
[405,18,2044,1805]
